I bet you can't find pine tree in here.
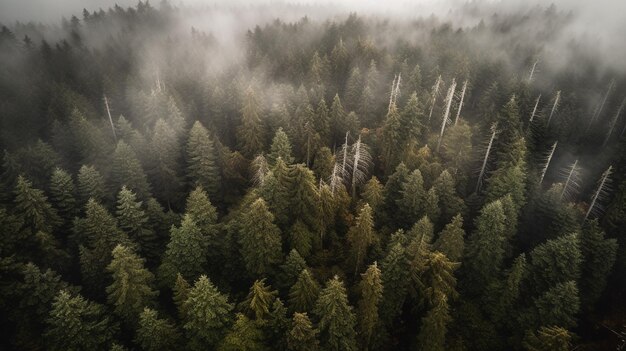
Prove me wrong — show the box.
[420,252,459,307]
[183,275,234,350]
[382,163,410,225]
[288,312,319,351]
[115,186,158,261]
[433,214,465,262]
[289,164,318,229]
[379,243,411,327]
[268,127,295,165]
[382,102,402,172]
[238,87,265,158]
[244,279,278,320]
[218,313,268,351]
[259,158,292,229]
[579,220,617,308]
[238,198,283,276]
[330,94,347,145]
[14,175,60,233]
[314,276,358,351]
[315,98,331,145]
[528,233,581,295]
[523,326,572,351]
[280,249,308,290]
[433,170,466,226]
[312,147,334,181]
[158,214,207,287]
[106,245,157,323]
[399,92,424,145]
[45,290,118,351]
[396,169,426,229]
[266,298,291,350]
[186,120,220,198]
[110,141,150,199]
[290,220,314,258]
[357,262,383,349]
[346,203,376,275]
[487,254,526,324]
[135,308,180,351]
[173,273,191,319]
[77,164,106,205]
[148,119,183,205]
[530,281,580,329]
[360,176,384,215]
[463,200,507,294]
[345,67,363,111]
[289,269,320,313]
[49,168,77,223]
[441,120,473,173]
[416,294,452,351]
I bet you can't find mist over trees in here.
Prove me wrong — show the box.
[1,1,626,350]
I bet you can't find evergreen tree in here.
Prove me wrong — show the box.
[463,200,507,294]
[106,245,157,323]
[433,214,465,262]
[186,120,220,198]
[312,146,334,181]
[173,273,191,319]
[315,98,331,145]
[243,279,278,320]
[110,141,150,199]
[382,163,410,225]
[280,249,308,290]
[288,312,319,351]
[259,158,292,229]
[346,203,376,275]
[579,220,617,308]
[14,175,60,233]
[330,94,347,145]
[183,275,234,350]
[416,295,452,351]
[268,127,295,165]
[238,198,283,276]
[345,67,363,111]
[379,243,411,327]
[218,313,268,351]
[399,92,424,145]
[523,326,572,351]
[237,87,265,158]
[357,262,383,349]
[396,169,426,229]
[45,290,118,351]
[313,276,358,351]
[290,220,314,258]
[49,168,77,223]
[530,281,580,329]
[382,103,402,172]
[360,176,384,215]
[148,119,183,205]
[115,186,158,261]
[158,214,207,286]
[135,308,180,351]
[77,164,106,205]
[289,269,320,313]
[528,233,581,295]
[433,170,465,226]
[289,164,318,229]
[487,254,527,324]
[420,252,459,306]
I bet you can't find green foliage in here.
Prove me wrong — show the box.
[106,245,157,323]
[289,269,320,313]
[158,214,207,286]
[346,203,376,275]
[238,198,283,276]
[116,186,158,261]
[579,220,617,308]
[183,275,234,349]
[523,326,572,351]
[357,262,383,347]
[244,279,278,320]
[110,141,151,199]
[77,164,106,204]
[396,169,426,228]
[14,175,60,233]
[186,121,220,197]
[379,243,411,327]
[314,276,358,351]
[49,167,77,223]
[238,88,265,158]
[433,214,465,262]
[45,290,118,351]
[530,281,580,329]
[416,295,452,351]
[268,127,295,165]
[528,233,581,294]
[218,313,268,351]
[135,308,180,351]
[288,312,319,351]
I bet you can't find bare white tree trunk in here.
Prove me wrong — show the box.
[437,79,456,152]
[603,97,625,146]
[454,80,468,126]
[428,75,442,122]
[476,124,497,193]
[587,79,615,130]
[584,165,613,221]
[529,94,541,123]
[103,94,117,142]
[560,159,580,201]
[546,90,561,127]
[539,141,557,185]
[528,59,538,82]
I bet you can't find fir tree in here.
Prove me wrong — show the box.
[148,119,183,205]
[110,141,151,199]
[346,203,376,275]
[186,120,220,198]
[49,168,77,223]
[14,175,60,233]
[360,176,384,215]
[433,214,465,262]
[579,220,617,308]
[530,281,580,329]
[280,249,308,290]
[314,276,358,351]
[288,312,319,351]
[115,186,158,262]
[523,326,572,351]
[238,198,283,276]
[218,313,268,351]
[106,245,157,323]
[528,233,581,295]
[290,220,314,258]
[135,308,180,351]
[268,128,295,165]
[77,164,106,205]
[158,214,207,287]
[379,243,411,327]
[357,262,383,349]
[396,169,426,229]
[433,170,465,227]
[416,294,452,351]
[183,275,234,350]
[289,269,320,313]
[259,158,292,229]
[244,279,278,320]
[173,273,191,319]
[237,87,265,158]
[45,290,118,351]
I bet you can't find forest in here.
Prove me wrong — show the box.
[0,1,625,350]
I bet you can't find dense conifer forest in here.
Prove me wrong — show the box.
[1,1,625,350]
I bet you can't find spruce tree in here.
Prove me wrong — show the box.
[218,313,268,351]
[289,269,320,313]
[330,94,347,145]
[173,273,191,319]
[288,312,319,351]
[49,168,77,223]
[357,262,383,349]
[183,275,234,350]
[290,220,314,258]
[289,164,318,229]
[280,249,308,290]
[379,243,411,327]
[14,175,60,233]
[416,295,452,351]
[523,326,572,351]
[396,169,426,229]
[259,158,292,229]
[313,276,358,351]
[115,186,158,262]
[135,308,180,351]
[360,176,384,215]
[579,220,617,308]
[106,245,157,323]
[77,164,106,205]
[530,281,580,329]
[186,120,220,198]
[158,214,207,287]
[528,233,581,295]
[243,279,278,320]
[346,203,376,275]
[110,141,151,199]
[433,170,466,226]
[268,128,295,165]
[382,163,410,226]
[148,119,183,205]
[433,214,465,262]
[238,198,283,276]
[45,290,118,351]
[237,87,265,158]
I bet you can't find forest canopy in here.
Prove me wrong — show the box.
[0,1,625,350]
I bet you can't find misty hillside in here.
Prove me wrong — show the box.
[0,1,625,350]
